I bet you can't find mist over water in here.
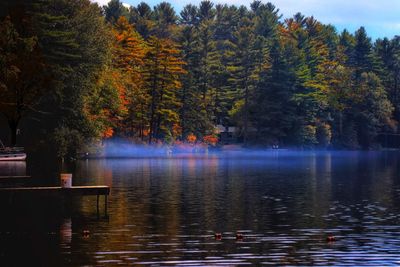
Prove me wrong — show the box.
[102,140,380,159]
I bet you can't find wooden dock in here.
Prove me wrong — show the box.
[0,176,31,185]
[0,185,110,216]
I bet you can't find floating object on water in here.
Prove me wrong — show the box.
[214,233,222,240]
[83,230,90,236]
[326,235,336,242]
[236,233,243,240]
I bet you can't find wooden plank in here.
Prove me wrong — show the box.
[0,185,110,216]
[0,176,31,179]
[0,176,31,184]
[0,186,110,196]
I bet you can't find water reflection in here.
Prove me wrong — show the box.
[2,151,400,265]
[0,161,26,176]
[60,218,72,248]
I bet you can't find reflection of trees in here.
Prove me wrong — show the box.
[368,153,397,207]
[75,158,183,262]
[0,161,26,176]
[333,152,397,207]
[307,153,332,227]
[271,153,333,229]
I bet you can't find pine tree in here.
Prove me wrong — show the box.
[353,27,375,79]
[374,37,400,131]
[178,10,204,138]
[196,18,218,133]
[103,0,130,24]
[211,4,237,127]
[129,2,154,39]
[228,17,258,145]
[353,72,393,148]
[143,36,186,143]
[153,2,178,38]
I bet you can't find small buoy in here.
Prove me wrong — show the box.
[83,230,90,236]
[236,233,243,240]
[214,233,222,240]
[326,235,336,242]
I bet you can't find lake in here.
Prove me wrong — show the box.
[1,151,400,266]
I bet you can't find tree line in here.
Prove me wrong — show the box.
[0,0,399,157]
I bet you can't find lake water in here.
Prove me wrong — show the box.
[1,151,400,266]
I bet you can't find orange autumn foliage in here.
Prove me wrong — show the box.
[172,123,182,138]
[142,129,150,137]
[203,135,218,146]
[103,127,114,138]
[186,133,197,143]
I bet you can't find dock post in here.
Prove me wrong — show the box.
[105,195,108,216]
[96,194,99,216]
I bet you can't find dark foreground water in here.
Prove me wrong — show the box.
[1,151,400,266]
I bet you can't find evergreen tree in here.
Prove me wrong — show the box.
[178,10,205,138]
[143,36,186,143]
[153,2,178,38]
[211,4,237,127]
[353,27,375,78]
[129,2,154,38]
[229,17,259,145]
[196,18,218,133]
[353,72,393,148]
[374,37,400,131]
[103,0,130,23]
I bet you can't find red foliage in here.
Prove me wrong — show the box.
[174,140,183,145]
[203,135,218,146]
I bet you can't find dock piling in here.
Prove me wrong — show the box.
[0,185,110,216]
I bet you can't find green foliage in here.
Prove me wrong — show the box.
[1,0,111,153]
[103,0,130,23]
[53,126,83,159]
[299,125,318,148]
[316,122,332,148]
[143,36,186,143]
[354,72,393,148]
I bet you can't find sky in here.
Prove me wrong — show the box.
[93,0,400,40]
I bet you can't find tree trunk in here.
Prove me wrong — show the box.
[149,74,158,145]
[243,85,248,147]
[339,111,343,139]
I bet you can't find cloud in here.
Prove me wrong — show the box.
[92,0,110,6]
[92,0,130,8]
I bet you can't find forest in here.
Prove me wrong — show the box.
[1,0,399,158]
